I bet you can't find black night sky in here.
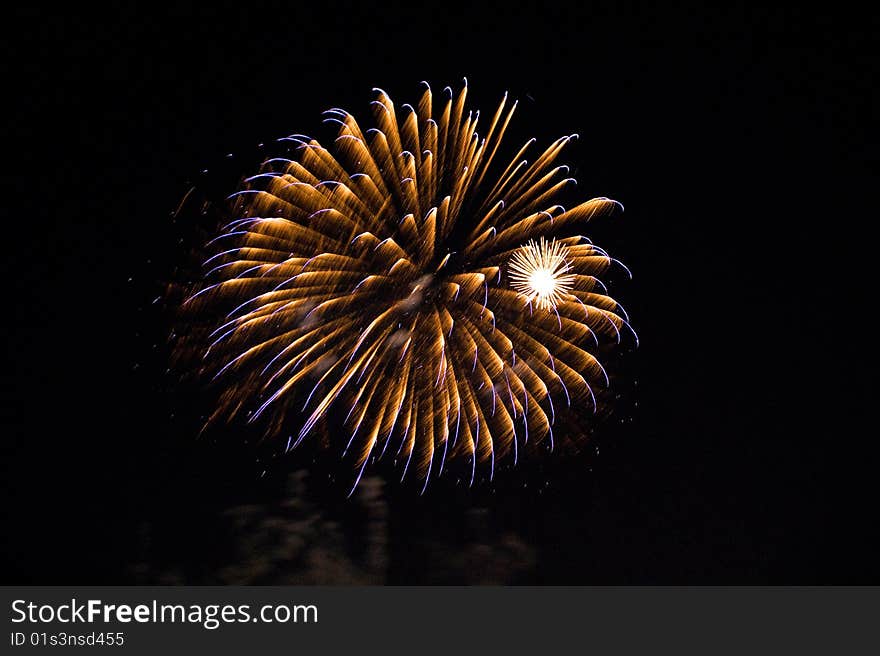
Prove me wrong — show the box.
[2,5,874,583]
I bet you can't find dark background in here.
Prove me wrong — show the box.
[2,4,874,583]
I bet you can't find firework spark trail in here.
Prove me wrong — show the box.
[181,80,634,491]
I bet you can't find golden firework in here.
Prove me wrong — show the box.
[181,81,634,493]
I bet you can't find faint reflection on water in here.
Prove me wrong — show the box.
[130,471,535,585]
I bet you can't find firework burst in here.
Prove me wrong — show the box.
[509,237,577,312]
[178,80,635,493]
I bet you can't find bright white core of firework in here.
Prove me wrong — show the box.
[509,237,577,311]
